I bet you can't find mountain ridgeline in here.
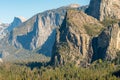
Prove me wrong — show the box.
[0,0,120,66]
[0,4,88,62]
[50,0,120,66]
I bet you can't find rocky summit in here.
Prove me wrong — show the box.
[86,0,120,21]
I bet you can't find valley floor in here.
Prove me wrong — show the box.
[0,60,120,80]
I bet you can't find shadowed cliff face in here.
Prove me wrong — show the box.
[37,29,56,56]
[85,0,101,20]
[91,23,120,62]
[17,16,39,50]
[7,7,67,56]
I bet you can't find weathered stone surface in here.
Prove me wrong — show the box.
[86,0,120,21]
[8,7,66,56]
[92,22,120,61]
[0,5,88,62]
[51,10,103,66]
[104,23,120,59]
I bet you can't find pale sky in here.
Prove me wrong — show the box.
[0,0,90,23]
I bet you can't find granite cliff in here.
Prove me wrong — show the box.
[0,5,88,62]
[50,0,120,66]
[86,0,120,21]
[50,10,103,66]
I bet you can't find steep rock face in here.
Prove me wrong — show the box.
[7,6,88,57]
[86,0,120,21]
[92,22,120,61]
[0,5,88,61]
[7,7,67,56]
[51,10,103,66]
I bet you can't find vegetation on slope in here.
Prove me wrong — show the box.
[84,23,104,36]
[101,18,119,27]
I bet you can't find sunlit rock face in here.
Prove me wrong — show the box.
[0,5,88,62]
[6,5,88,56]
[86,0,120,21]
[51,10,103,66]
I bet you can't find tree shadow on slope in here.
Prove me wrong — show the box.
[16,61,49,70]
[25,62,45,70]
[112,70,120,78]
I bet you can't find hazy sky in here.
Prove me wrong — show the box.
[0,0,90,23]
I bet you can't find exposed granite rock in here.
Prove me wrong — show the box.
[6,6,88,57]
[50,10,103,66]
[8,7,66,56]
[92,22,120,61]
[0,5,88,61]
[86,0,120,21]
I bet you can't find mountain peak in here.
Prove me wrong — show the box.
[6,16,26,32]
[68,4,80,8]
[14,16,26,22]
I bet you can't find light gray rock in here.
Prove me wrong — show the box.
[50,10,103,66]
[0,23,9,39]
[0,5,88,62]
[7,6,88,57]
[86,0,120,21]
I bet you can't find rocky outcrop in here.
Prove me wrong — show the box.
[92,22,120,61]
[50,10,103,66]
[86,0,120,21]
